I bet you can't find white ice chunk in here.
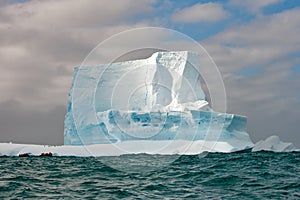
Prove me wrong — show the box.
[253,135,299,152]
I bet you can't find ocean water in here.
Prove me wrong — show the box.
[0,152,299,199]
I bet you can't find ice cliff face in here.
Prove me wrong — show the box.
[64,51,253,152]
[71,51,206,112]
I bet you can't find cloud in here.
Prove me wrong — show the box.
[205,7,300,71]
[223,63,300,145]
[0,0,160,144]
[0,0,299,147]
[1,0,155,28]
[0,0,156,110]
[229,0,282,13]
[202,7,300,145]
[0,0,23,7]
[172,2,229,23]
[0,99,65,145]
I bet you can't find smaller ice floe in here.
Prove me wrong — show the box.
[253,135,299,152]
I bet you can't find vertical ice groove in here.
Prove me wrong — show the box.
[144,58,148,108]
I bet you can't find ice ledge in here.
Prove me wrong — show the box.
[1,136,299,156]
[0,140,253,157]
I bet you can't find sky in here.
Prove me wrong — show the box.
[0,0,299,146]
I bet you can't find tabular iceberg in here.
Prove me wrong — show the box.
[2,51,300,156]
[64,51,254,153]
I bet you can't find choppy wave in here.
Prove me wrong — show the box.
[0,152,299,199]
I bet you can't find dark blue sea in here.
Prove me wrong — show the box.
[1,152,299,199]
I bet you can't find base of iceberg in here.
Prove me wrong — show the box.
[1,135,298,156]
[0,140,253,157]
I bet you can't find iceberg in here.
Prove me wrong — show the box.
[2,51,299,156]
[253,135,299,152]
[63,51,254,154]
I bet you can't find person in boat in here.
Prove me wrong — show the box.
[40,152,53,157]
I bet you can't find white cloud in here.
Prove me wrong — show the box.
[2,0,155,29]
[172,2,229,23]
[204,7,300,71]
[202,7,300,144]
[229,0,282,13]
[0,0,156,109]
